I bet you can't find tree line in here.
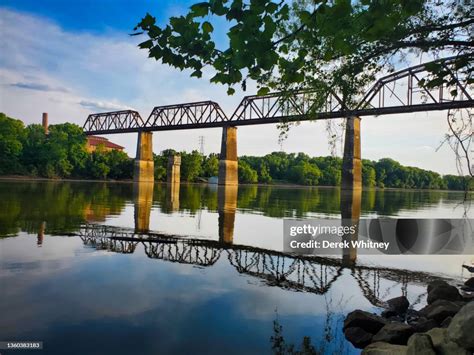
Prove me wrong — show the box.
[0,113,471,190]
[0,113,132,180]
[152,150,471,191]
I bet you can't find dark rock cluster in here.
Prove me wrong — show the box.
[344,277,474,354]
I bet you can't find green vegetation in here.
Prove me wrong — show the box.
[152,150,472,191]
[1,113,471,190]
[0,181,130,237]
[0,113,132,180]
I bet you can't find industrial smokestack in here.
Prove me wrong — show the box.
[42,113,48,135]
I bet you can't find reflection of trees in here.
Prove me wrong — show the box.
[154,183,219,215]
[78,225,449,308]
[235,186,453,218]
[0,182,129,237]
[235,186,327,218]
[371,189,444,216]
[2,181,453,238]
[150,184,454,218]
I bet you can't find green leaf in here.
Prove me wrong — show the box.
[426,77,445,88]
[299,10,312,24]
[148,25,161,38]
[139,13,156,28]
[138,39,154,49]
[227,87,235,95]
[257,87,270,96]
[210,0,228,16]
[425,62,442,73]
[191,69,202,78]
[266,2,278,13]
[202,21,214,33]
[190,2,210,17]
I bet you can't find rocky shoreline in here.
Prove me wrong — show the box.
[344,277,474,354]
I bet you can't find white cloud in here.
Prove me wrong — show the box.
[78,100,135,111]
[0,8,463,174]
[9,82,70,93]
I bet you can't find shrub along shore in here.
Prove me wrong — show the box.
[1,113,471,190]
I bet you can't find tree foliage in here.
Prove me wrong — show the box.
[238,151,467,189]
[0,113,133,180]
[135,0,472,99]
[203,153,219,176]
[239,160,259,183]
[0,113,25,174]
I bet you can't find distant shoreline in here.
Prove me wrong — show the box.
[0,175,471,193]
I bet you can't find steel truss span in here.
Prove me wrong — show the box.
[83,57,473,135]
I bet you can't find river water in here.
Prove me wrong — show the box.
[0,181,472,354]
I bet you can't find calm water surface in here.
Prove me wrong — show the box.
[0,181,472,355]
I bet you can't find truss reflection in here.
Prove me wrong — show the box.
[77,224,446,307]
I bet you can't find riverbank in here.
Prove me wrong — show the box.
[0,175,134,184]
[0,175,471,193]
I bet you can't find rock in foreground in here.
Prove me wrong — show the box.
[386,296,410,315]
[419,299,461,323]
[343,326,373,348]
[406,333,435,355]
[372,323,414,345]
[447,302,474,351]
[464,277,474,289]
[362,342,407,354]
[426,327,470,355]
[343,310,387,334]
[427,283,461,304]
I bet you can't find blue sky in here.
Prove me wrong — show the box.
[0,1,462,174]
[0,0,195,32]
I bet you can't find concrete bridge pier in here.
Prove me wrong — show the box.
[218,185,238,244]
[37,221,46,247]
[167,155,181,185]
[340,187,362,266]
[341,116,362,266]
[134,181,154,233]
[134,131,154,183]
[218,126,238,186]
[341,116,361,191]
[167,182,180,212]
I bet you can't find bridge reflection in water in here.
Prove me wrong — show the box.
[78,182,445,308]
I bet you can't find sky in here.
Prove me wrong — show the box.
[0,0,463,175]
